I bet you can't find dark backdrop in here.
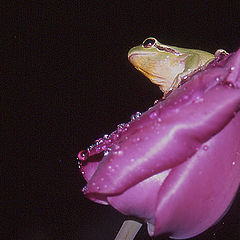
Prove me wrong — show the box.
[3,1,240,240]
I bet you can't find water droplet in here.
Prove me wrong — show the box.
[232,161,236,166]
[92,182,96,186]
[104,184,108,188]
[130,158,135,162]
[203,145,209,151]
[82,186,88,193]
[154,99,159,105]
[231,66,235,71]
[194,96,203,103]
[101,144,107,150]
[78,150,89,161]
[104,148,111,156]
[149,112,158,119]
[100,177,104,181]
[112,133,120,141]
[96,186,100,190]
[81,170,85,175]
[117,150,123,155]
[103,134,109,139]
[117,123,125,130]
[115,144,120,150]
[131,111,141,121]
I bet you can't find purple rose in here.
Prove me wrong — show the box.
[78,49,240,239]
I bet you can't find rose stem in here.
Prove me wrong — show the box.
[114,220,143,240]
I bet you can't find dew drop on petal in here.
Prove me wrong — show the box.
[103,134,109,139]
[104,149,111,156]
[82,186,88,193]
[203,145,209,151]
[117,150,123,155]
[78,150,89,161]
[131,111,141,121]
[149,111,158,119]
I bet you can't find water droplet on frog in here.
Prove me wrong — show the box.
[78,150,89,161]
[96,186,100,190]
[231,67,235,71]
[81,170,85,175]
[92,182,96,186]
[104,184,108,188]
[130,158,135,162]
[232,161,236,166]
[100,177,104,181]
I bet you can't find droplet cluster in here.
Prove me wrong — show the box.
[78,111,142,162]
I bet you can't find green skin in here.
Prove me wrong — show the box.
[128,37,227,95]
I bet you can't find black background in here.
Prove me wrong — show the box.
[3,1,240,240]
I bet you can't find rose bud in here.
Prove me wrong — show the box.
[78,48,240,239]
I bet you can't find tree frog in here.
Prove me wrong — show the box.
[128,37,228,95]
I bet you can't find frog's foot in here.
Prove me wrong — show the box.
[169,74,183,92]
[214,49,229,57]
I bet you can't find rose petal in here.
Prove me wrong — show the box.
[152,112,240,238]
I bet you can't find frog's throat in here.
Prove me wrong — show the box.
[135,67,168,86]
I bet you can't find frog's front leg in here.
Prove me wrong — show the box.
[169,53,200,92]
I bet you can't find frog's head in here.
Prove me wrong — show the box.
[128,37,187,93]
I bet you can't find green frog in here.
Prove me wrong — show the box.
[128,37,227,95]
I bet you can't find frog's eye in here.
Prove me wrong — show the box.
[143,38,156,48]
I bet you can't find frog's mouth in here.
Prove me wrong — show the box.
[128,51,157,60]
